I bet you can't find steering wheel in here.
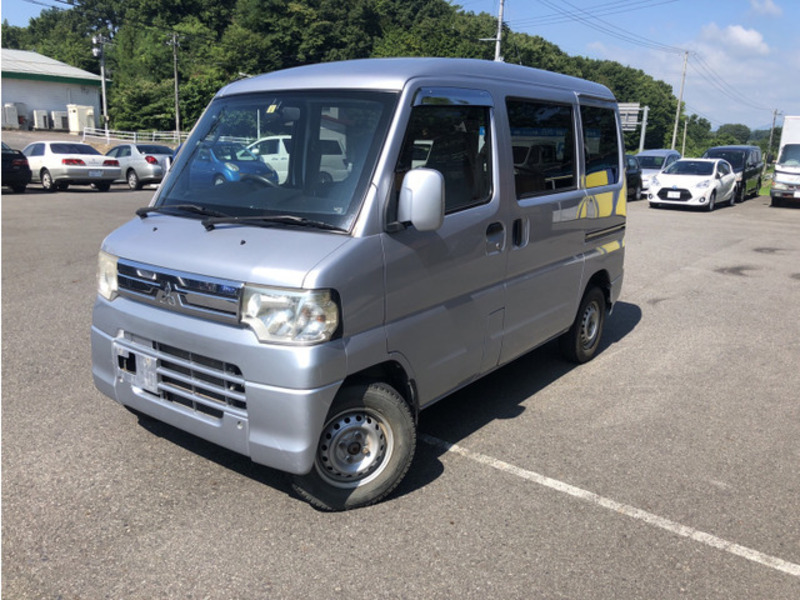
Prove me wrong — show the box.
[240,173,280,188]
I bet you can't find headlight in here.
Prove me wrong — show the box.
[771,181,789,190]
[97,250,119,301]
[651,176,659,187]
[241,286,339,344]
[695,179,711,189]
[224,162,239,172]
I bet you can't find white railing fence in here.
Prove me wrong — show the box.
[82,127,189,145]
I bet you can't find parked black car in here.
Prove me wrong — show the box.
[625,154,642,199]
[702,145,763,202]
[2,141,32,193]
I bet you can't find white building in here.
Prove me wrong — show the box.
[1,48,103,132]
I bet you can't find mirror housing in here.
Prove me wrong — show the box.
[397,168,445,232]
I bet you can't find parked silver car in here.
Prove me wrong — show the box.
[106,143,174,190]
[22,141,121,192]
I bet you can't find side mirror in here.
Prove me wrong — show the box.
[397,168,445,232]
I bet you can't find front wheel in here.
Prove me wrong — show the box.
[292,382,416,511]
[706,191,716,212]
[560,286,606,363]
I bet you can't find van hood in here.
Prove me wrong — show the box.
[102,214,352,288]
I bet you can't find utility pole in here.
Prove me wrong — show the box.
[681,118,688,157]
[671,50,689,150]
[167,33,181,141]
[764,108,780,177]
[638,105,649,153]
[494,0,505,62]
[91,35,110,140]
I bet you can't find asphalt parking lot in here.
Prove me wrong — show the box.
[2,184,800,599]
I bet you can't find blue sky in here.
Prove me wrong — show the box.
[3,0,798,130]
[455,0,799,130]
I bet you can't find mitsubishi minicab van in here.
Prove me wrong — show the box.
[92,58,626,510]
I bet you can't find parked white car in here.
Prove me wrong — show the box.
[247,135,349,184]
[106,143,174,190]
[648,158,736,211]
[636,148,681,198]
[22,141,121,192]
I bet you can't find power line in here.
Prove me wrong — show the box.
[526,0,687,54]
[511,0,678,27]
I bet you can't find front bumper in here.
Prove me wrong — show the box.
[91,296,345,475]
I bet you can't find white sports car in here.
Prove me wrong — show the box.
[648,158,736,211]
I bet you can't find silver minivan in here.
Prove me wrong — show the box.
[92,58,626,510]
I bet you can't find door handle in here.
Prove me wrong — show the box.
[486,221,505,254]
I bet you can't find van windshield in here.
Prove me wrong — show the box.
[704,149,744,170]
[157,91,397,232]
[637,155,665,169]
[778,143,800,166]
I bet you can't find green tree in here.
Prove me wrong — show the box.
[715,123,751,145]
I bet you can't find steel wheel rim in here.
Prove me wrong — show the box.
[580,301,600,350]
[128,171,138,188]
[315,408,393,489]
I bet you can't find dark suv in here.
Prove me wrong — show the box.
[702,145,763,202]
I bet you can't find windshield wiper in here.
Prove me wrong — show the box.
[201,214,348,232]
[136,204,231,219]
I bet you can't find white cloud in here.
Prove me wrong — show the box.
[699,23,770,56]
[749,0,782,16]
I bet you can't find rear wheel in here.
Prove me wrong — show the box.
[94,182,111,192]
[127,169,142,190]
[292,382,416,511]
[41,169,55,192]
[560,286,606,363]
[11,184,26,193]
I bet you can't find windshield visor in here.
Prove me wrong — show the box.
[158,91,397,232]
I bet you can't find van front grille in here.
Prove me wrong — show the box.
[154,342,247,418]
[116,334,247,420]
[117,259,242,325]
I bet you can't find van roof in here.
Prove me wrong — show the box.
[704,145,759,151]
[217,57,615,101]
[636,149,680,157]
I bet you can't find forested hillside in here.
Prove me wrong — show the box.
[2,0,769,152]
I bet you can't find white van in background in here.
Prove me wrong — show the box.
[248,134,349,184]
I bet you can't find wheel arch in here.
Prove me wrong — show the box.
[340,360,418,423]
[585,268,612,311]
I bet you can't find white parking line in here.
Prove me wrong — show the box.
[420,433,800,579]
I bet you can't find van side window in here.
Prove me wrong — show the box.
[396,105,491,214]
[581,106,620,188]
[506,99,575,197]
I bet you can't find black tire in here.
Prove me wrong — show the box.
[736,183,746,203]
[560,286,606,363]
[706,191,716,212]
[41,169,55,192]
[94,182,112,192]
[213,174,226,186]
[11,184,26,193]
[127,169,142,190]
[292,382,416,511]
